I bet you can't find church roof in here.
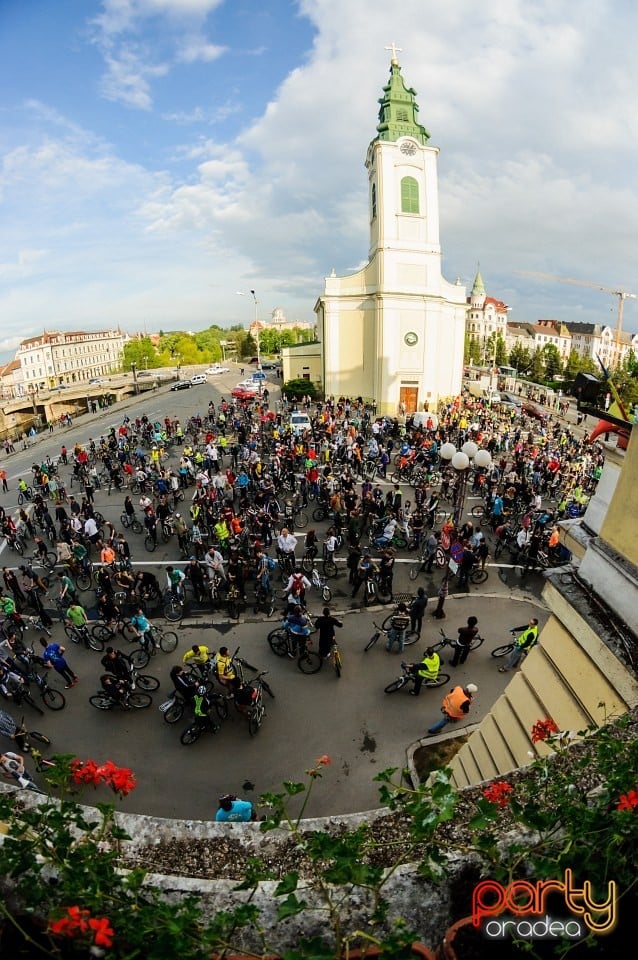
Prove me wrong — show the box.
[471,270,485,297]
[374,56,430,145]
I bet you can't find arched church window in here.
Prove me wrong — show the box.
[401,176,419,214]
[371,182,377,220]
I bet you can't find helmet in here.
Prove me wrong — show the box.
[197,685,207,696]
[466,683,478,694]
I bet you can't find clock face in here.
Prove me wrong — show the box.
[404,331,418,346]
[400,141,417,156]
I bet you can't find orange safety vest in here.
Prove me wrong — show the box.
[443,686,471,719]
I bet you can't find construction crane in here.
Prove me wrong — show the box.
[515,270,638,354]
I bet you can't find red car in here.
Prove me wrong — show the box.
[231,385,258,400]
[522,401,549,423]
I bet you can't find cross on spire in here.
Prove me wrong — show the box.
[385,42,402,65]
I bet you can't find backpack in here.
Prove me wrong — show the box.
[291,573,305,591]
[266,556,276,571]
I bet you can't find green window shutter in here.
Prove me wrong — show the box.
[401,176,419,214]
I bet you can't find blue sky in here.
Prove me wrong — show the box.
[1,0,638,355]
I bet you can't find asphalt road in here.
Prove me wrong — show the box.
[0,369,549,820]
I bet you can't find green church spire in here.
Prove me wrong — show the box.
[374,51,430,145]
[471,269,485,297]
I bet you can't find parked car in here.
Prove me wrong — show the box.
[260,361,280,370]
[289,411,312,434]
[231,385,258,400]
[171,380,192,391]
[88,378,103,384]
[247,357,259,365]
[205,365,229,375]
[190,374,208,385]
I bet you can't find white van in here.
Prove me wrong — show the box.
[289,411,312,435]
[190,374,207,385]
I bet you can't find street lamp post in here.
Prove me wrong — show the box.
[131,362,138,395]
[440,441,492,529]
[142,355,148,370]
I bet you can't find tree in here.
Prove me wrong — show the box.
[282,378,318,400]
[542,343,564,381]
[564,349,583,379]
[509,342,531,374]
[529,347,545,383]
[122,337,160,371]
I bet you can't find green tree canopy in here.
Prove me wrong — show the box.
[542,343,564,380]
[509,342,532,374]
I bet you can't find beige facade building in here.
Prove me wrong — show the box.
[16,329,126,390]
[466,271,509,364]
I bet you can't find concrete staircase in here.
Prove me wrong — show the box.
[449,577,638,789]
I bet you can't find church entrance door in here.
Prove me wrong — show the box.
[399,385,418,414]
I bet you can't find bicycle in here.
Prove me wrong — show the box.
[4,533,26,556]
[64,622,104,652]
[322,546,338,579]
[267,623,322,674]
[179,694,229,744]
[432,627,485,655]
[89,686,152,710]
[163,589,185,623]
[91,618,138,645]
[17,486,34,505]
[253,583,275,617]
[128,624,178,669]
[364,619,419,652]
[14,659,66,711]
[324,638,343,678]
[384,660,450,693]
[310,567,332,602]
[119,511,143,534]
[490,628,524,659]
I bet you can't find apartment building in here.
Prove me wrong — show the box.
[16,329,126,390]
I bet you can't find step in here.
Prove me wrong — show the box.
[536,629,630,719]
[523,650,596,731]
[489,697,536,768]
[464,732,499,782]
[477,712,517,771]
[450,743,482,789]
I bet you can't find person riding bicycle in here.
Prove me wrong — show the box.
[284,571,311,606]
[230,676,258,716]
[70,539,89,574]
[182,644,210,669]
[101,647,133,683]
[173,513,189,554]
[405,647,441,696]
[373,517,397,549]
[97,591,121,625]
[130,608,155,653]
[65,602,89,635]
[135,570,160,601]
[17,479,31,500]
[193,685,220,733]
[100,672,130,707]
[212,646,236,689]
[0,664,26,699]
[284,605,311,653]
[385,602,411,654]
[315,606,343,659]
[165,566,186,602]
[169,664,197,702]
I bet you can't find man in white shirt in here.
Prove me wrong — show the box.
[84,516,99,543]
[203,547,226,581]
[277,528,298,560]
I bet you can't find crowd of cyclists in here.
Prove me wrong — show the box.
[0,380,606,787]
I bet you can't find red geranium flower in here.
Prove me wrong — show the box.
[49,905,91,938]
[71,759,102,787]
[482,781,514,808]
[531,718,559,743]
[617,788,638,812]
[316,755,331,766]
[89,916,115,948]
[107,766,137,797]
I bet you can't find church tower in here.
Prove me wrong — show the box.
[315,51,468,415]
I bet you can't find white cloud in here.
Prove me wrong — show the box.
[175,37,225,63]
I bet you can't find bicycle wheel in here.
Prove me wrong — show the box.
[44,551,57,570]
[64,624,80,644]
[297,649,322,674]
[268,629,288,657]
[312,507,326,522]
[18,492,25,505]
[381,613,394,631]
[384,676,409,694]
[494,541,504,560]
[92,624,114,644]
[248,705,264,737]
[364,631,380,652]
[409,564,423,581]
[301,554,315,574]
[120,621,138,641]
[128,692,152,709]
[323,557,337,578]
[471,568,489,584]
[135,674,160,692]
[76,571,92,591]
[164,700,184,724]
[227,600,240,620]
[212,696,229,721]
[333,648,342,678]
[403,631,418,647]
[29,730,51,746]
[89,694,113,711]
[129,648,150,670]
[491,644,514,658]
[158,630,178,653]
[88,632,105,653]
[144,536,156,553]
[471,504,485,518]
[163,601,183,623]
[180,724,202,745]
[321,585,332,602]
[425,672,450,688]
[294,511,308,529]
[131,519,143,534]
[41,688,66,711]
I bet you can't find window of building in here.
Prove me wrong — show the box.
[400,176,419,214]
[371,182,376,220]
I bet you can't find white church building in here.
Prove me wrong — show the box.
[314,52,467,415]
